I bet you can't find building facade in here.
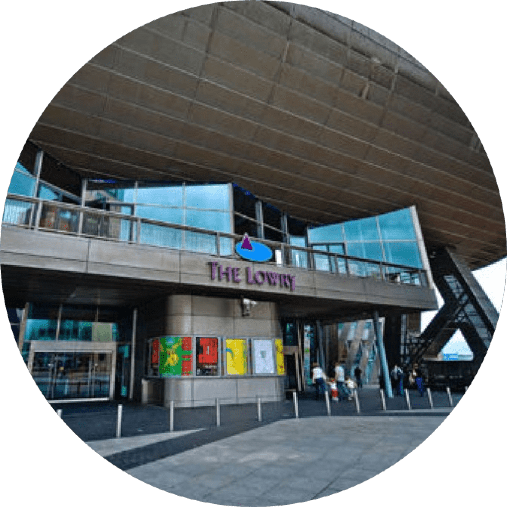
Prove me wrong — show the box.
[1,2,503,406]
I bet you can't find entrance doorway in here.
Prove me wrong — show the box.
[28,342,116,401]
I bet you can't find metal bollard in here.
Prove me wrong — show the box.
[427,387,434,409]
[216,398,221,427]
[293,391,299,419]
[324,390,331,416]
[169,400,174,432]
[379,388,386,411]
[353,389,361,414]
[57,409,63,418]
[446,387,453,407]
[257,396,262,422]
[116,404,123,438]
[405,389,412,410]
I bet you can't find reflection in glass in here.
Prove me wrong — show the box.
[31,351,112,400]
[136,205,183,225]
[378,208,416,240]
[384,241,422,267]
[185,209,230,232]
[140,222,182,249]
[343,216,379,242]
[8,168,36,197]
[136,185,183,207]
[185,184,229,210]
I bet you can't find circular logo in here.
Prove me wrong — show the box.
[235,234,273,262]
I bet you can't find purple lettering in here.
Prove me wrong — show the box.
[210,262,219,280]
[266,272,280,285]
[254,271,265,284]
[289,275,296,291]
[280,274,286,287]
[284,275,291,290]
[218,265,232,281]
[246,267,256,285]
[232,267,241,283]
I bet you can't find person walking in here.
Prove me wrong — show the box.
[414,365,425,397]
[391,364,404,396]
[354,365,363,389]
[312,362,327,400]
[334,361,349,400]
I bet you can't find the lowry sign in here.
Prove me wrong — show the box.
[209,262,296,292]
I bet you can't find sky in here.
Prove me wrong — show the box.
[421,258,506,355]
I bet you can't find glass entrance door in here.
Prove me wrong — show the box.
[31,351,114,400]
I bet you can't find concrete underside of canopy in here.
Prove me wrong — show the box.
[0,227,437,321]
[23,2,505,269]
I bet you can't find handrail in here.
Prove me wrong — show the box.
[2,193,429,287]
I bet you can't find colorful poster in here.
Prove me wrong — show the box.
[275,339,285,375]
[253,340,275,374]
[225,339,247,375]
[159,336,192,377]
[196,337,219,376]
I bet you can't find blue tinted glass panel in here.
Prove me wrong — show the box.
[100,187,136,203]
[136,206,183,225]
[308,223,343,244]
[383,242,421,267]
[289,236,306,247]
[378,208,416,240]
[346,242,383,261]
[140,223,182,249]
[58,321,93,341]
[185,184,230,210]
[185,210,231,232]
[137,186,183,207]
[343,217,379,241]
[15,162,32,174]
[38,184,59,201]
[8,170,36,197]
[25,319,57,341]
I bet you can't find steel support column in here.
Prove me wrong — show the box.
[373,310,393,398]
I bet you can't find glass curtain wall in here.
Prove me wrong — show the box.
[87,181,233,254]
[307,207,423,277]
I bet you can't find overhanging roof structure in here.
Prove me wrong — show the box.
[25,1,505,269]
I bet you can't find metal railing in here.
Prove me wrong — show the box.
[2,194,429,287]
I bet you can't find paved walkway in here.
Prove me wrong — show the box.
[88,412,450,506]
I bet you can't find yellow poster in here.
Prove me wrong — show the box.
[275,339,285,375]
[225,339,247,375]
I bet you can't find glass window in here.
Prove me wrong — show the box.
[383,241,422,267]
[196,337,219,376]
[58,321,93,341]
[252,340,275,374]
[347,242,383,262]
[109,187,136,203]
[308,223,343,244]
[159,337,193,377]
[140,222,182,249]
[136,205,183,225]
[185,184,230,210]
[38,184,60,201]
[8,169,36,197]
[185,209,231,232]
[343,216,379,242]
[137,185,183,207]
[25,319,58,341]
[378,208,417,240]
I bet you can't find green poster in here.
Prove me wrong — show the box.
[159,336,193,377]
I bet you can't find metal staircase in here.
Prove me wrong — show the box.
[411,247,499,367]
